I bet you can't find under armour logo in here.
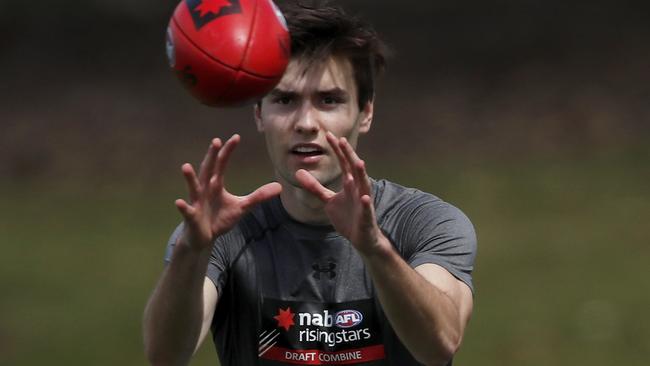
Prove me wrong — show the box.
[312,260,336,280]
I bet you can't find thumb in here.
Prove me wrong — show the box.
[295,169,335,202]
[241,182,282,210]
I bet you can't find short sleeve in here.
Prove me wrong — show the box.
[403,201,477,293]
[163,222,234,295]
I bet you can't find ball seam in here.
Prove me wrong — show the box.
[172,14,277,80]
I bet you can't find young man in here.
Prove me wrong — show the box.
[144,2,476,366]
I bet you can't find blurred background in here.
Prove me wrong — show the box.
[1,0,648,364]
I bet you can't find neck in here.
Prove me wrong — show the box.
[278,174,342,225]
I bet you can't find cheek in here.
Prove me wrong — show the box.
[328,119,358,139]
[325,107,360,134]
[264,129,286,158]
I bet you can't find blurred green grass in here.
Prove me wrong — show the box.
[1,147,648,365]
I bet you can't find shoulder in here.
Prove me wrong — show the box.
[164,198,281,264]
[372,178,476,250]
[373,179,477,291]
[373,178,470,226]
[372,178,441,209]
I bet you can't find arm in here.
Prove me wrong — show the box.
[362,241,473,365]
[295,132,473,366]
[143,257,217,366]
[143,135,281,366]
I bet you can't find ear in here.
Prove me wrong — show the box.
[358,99,374,134]
[254,102,264,132]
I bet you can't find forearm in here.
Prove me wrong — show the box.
[143,241,211,366]
[361,235,461,366]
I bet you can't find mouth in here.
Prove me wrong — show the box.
[290,143,325,157]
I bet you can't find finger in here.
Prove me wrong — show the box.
[360,194,375,221]
[181,163,200,202]
[338,137,362,173]
[353,159,372,196]
[326,131,352,175]
[241,182,282,210]
[342,171,356,197]
[339,138,371,196]
[208,175,221,195]
[359,194,378,232]
[198,138,222,186]
[213,134,240,185]
[295,169,336,202]
[175,198,197,221]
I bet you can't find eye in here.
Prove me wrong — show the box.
[321,95,344,105]
[322,96,335,104]
[270,93,295,105]
[274,96,292,105]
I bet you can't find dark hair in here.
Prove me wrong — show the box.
[277,1,388,109]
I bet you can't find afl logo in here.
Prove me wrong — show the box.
[335,310,363,328]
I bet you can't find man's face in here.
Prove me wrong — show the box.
[255,56,373,189]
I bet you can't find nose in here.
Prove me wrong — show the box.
[294,103,320,135]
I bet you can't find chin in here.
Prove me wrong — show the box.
[280,167,339,190]
[310,170,342,189]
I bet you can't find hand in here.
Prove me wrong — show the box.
[175,135,282,251]
[295,132,386,256]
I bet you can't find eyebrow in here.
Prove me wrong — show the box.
[318,88,349,98]
[268,87,350,98]
[268,88,297,97]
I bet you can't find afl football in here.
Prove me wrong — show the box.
[166,0,291,106]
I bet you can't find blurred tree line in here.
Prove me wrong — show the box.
[1,0,648,183]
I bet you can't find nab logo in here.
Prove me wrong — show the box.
[335,310,363,328]
[185,0,242,30]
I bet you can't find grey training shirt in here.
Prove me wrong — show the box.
[165,178,477,365]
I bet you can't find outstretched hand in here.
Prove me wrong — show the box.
[295,132,386,256]
[175,135,282,251]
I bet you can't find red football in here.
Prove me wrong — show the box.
[166,0,291,107]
